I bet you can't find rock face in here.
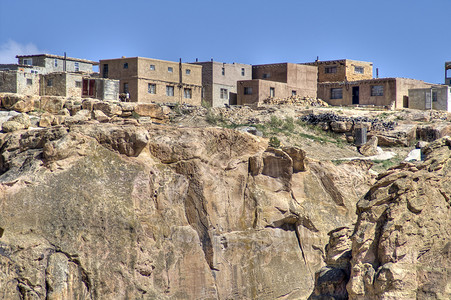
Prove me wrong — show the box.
[0,123,374,299]
[346,137,451,299]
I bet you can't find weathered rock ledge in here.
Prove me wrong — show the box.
[0,122,374,299]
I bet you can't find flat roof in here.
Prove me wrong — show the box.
[99,56,201,67]
[318,77,431,85]
[302,59,373,65]
[16,54,98,65]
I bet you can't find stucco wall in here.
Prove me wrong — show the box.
[304,59,373,82]
[409,86,450,111]
[193,61,251,107]
[100,57,202,104]
[395,78,432,109]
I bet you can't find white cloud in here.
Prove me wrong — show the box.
[0,40,43,64]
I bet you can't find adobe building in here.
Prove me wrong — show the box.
[0,70,40,96]
[409,85,451,112]
[302,59,373,82]
[237,63,317,106]
[318,78,433,109]
[99,57,202,105]
[191,61,251,107]
[15,54,98,74]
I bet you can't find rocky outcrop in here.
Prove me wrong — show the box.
[346,137,451,299]
[0,123,375,299]
[310,137,451,300]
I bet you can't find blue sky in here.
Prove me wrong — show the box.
[0,0,449,83]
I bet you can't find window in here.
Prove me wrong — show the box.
[168,67,173,73]
[241,68,245,76]
[354,66,364,74]
[325,66,337,74]
[270,87,275,97]
[31,70,38,74]
[47,79,53,87]
[371,85,384,96]
[23,58,32,65]
[124,83,129,94]
[184,88,192,99]
[150,64,155,70]
[166,85,174,96]
[54,59,58,67]
[262,73,271,79]
[222,68,225,75]
[148,83,156,94]
[75,81,82,88]
[331,88,343,99]
[75,62,80,72]
[244,87,253,95]
[186,69,191,75]
[220,88,228,99]
[123,62,128,69]
[292,90,297,96]
[103,64,109,78]
[26,79,33,85]
[432,90,438,102]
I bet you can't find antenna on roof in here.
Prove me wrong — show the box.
[316,56,319,62]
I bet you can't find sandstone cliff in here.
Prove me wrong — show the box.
[310,137,451,300]
[0,122,373,299]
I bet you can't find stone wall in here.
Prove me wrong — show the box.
[0,71,18,93]
[18,56,94,74]
[15,72,40,96]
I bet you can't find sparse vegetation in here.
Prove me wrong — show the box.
[269,136,281,148]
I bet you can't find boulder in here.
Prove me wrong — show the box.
[2,120,25,132]
[92,110,110,123]
[0,93,36,112]
[8,113,31,129]
[40,96,66,114]
[134,103,168,120]
[416,123,451,142]
[359,136,378,156]
[93,101,122,117]
[39,113,55,128]
[330,121,353,133]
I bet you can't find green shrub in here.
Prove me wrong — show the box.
[269,136,281,148]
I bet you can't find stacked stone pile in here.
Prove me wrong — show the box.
[301,113,397,132]
[263,96,329,107]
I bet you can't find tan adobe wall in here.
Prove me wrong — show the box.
[344,60,373,81]
[100,58,138,81]
[237,79,315,106]
[237,80,261,105]
[252,64,288,83]
[286,64,317,95]
[305,59,372,82]
[394,78,433,109]
[137,58,202,86]
[100,57,201,104]
[409,86,450,111]
[193,61,251,107]
[137,79,201,105]
[318,79,397,107]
